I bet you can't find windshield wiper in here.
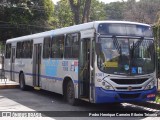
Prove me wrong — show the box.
[132,37,144,49]
[112,35,121,54]
[130,37,144,58]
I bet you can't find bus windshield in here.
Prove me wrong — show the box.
[97,37,155,75]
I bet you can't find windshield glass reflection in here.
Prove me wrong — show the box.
[97,37,155,75]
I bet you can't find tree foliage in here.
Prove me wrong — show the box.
[123,0,160,24]
[1,0,160,43]
[90,0,106,21]
[54,0,106,27]
[105,2,124,20]
[0,0,54,42]
[68,0,92,24]
[53,0,73,28]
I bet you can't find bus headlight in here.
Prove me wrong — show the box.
[101,80,114,90]
[144,80,155,90]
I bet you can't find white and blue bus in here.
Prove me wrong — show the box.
[4,21,157,105]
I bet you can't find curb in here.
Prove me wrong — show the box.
[133,102,160,110]
[0,85,19,89]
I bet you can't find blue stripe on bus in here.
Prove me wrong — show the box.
[4,70,78,83]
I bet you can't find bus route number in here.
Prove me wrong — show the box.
[96,73,104,77]
[62,61,68,71]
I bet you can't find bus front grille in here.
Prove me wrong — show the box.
[118,93,141,99]
[116,87,142,90]
[111,78,148,85]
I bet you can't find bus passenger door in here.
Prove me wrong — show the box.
[79,38,94,101]
[10,47,16,81]
[33,44,42,89]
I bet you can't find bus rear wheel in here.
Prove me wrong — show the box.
[66,80,77,105]
[19,73,26,90]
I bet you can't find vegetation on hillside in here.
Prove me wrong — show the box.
[0,0,160,42]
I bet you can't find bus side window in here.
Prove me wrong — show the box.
[51,35,64,58]
[5,43,11,59]
[24,41,30,58]
[16,40,33,59]
[21,42,24,58]
[23,41,27,58]
[43,37,51,58]
[16,42,20,58]
[30,40,33,58]
[64,33,79,58]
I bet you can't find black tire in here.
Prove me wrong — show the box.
[19,73,26,90]
[66,80,77,105]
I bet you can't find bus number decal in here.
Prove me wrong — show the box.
[62,61,68,66]
[96,73,104,77]
[62,61,68,71]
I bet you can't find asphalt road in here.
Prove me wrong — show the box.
[0,88,159,120]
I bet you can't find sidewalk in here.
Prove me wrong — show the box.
[0,78,19,89]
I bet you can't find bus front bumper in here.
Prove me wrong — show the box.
[95,87,157,103]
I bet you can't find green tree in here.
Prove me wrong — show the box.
[90,0,106,21]
[29,0,54,26]
[53,0,73,28]
[0,0,54,42]
[123,0,160,24]
[105,2,124,20]
[68,0,92,24]
[53,0,106,27]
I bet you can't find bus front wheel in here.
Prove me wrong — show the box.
[19,73,26,90]
[66,80,77,105]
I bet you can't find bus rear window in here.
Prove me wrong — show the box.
[5,43,11,59]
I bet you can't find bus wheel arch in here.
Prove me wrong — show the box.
[19,71,26,90]
[63,77,77,105]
